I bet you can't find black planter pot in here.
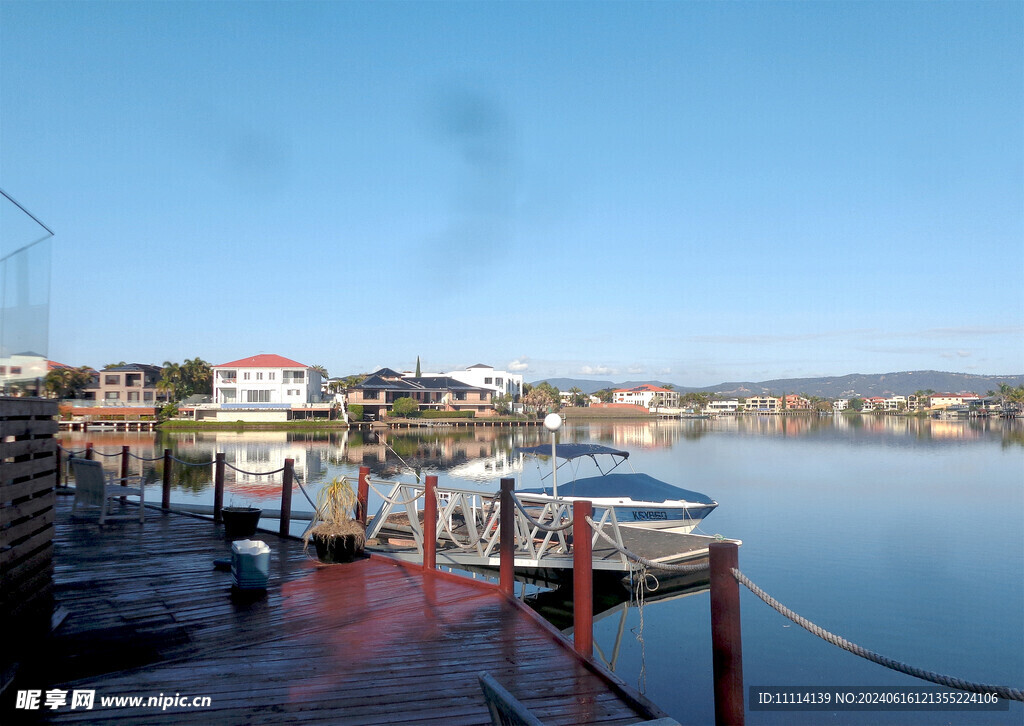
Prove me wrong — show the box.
[312,533,363,564]
[222,507,261,539]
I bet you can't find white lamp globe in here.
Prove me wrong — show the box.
[543,413,562,432]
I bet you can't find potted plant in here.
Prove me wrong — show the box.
[303,476,365,563]
[222,497,262,540]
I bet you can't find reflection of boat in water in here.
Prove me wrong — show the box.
[515,443,718,535]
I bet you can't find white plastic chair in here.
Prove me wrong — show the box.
[70,458,145,524]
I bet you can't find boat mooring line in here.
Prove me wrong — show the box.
[731,567,1024,701]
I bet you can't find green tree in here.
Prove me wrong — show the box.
[415,356,421,377]
[848,397,864,412]
[493,393,513,415]
[160,361,182,401]
[311,364,329,379]
[180,357,212,397]
[568,386,587,407]
[44,366,93,399]
[595,388,614,403]
[523,387,556,415]
[391,397,419,417]
[103,361,127,370]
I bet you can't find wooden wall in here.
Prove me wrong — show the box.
[0,396,58,687]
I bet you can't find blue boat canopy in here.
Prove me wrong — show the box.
[515,443,629,460]
[519,472,716,505]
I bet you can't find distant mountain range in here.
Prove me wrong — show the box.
[534,371,1024,399]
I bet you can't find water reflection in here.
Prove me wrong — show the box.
[58,415,1024,495]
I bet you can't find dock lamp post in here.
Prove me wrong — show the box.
[543,412,562,497]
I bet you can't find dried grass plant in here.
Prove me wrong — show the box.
[303,476,366,553]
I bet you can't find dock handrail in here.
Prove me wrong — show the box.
[365,477,632,570]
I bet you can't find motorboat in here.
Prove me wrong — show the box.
[514,443,717,535]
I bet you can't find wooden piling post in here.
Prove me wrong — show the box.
[710,540,744,726]
[573,500,594,658]
[213,453,225,523]
[162,449,172,510]
[119,445,130,500]
[499,477,515,596]
[280,459,294,537]
[423,475,438,570]
[357,466,370,526]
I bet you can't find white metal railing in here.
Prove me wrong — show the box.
[365,478,631,569]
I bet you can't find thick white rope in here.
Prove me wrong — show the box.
[732,568,1024,702]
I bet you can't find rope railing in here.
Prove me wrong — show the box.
[91,449,122,458]
[223,462,285,477]
[57,446,88,456]
[169,455,215,467]
[731,568,1024,702]
[586,516,710,574]
[510,492,575,533]
[127,452,165,462]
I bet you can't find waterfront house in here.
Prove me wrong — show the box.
[446,363,524,400]
[928,393,981,410]
[88,363,164,405]
[833,399,849,412]
[783,394,811,410]
[201,354,328,421]
[744,396,781,413]
[704,397,737,413]
[612,384,680,410]
[347,368,493,419]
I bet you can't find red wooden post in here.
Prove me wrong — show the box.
[710,540,745,726]
[423,475,438,570]
[357,466,370,526]
[499,477,515,596]
[213,452,225,523]
[162,448,172,510]
[572,500,594,658]
[280,458,294,537]
[85,442,94,460]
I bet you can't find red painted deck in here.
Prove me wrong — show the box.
[7,496,667,724]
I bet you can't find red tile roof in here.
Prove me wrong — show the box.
[614,384,673,393]
[214,354,308,368]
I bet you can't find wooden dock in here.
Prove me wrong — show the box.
[7,496,672,724]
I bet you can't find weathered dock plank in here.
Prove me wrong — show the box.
[5,497,669,725]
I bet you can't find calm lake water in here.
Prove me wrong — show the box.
[59,416,1024,725]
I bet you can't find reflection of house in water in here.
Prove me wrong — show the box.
[209,432,326,493]
[339,429,527,480]
[445,451,524,483]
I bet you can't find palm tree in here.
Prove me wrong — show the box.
[311,364,329,379]
[160,361,182,402]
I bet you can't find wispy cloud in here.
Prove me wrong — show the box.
[940,350,973,359]
[508,357,530,372]
[580,365,618,376]
[627,365,646,374]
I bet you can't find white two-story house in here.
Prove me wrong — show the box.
[212,354,323,409]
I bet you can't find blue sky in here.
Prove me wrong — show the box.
[1,1,1021,386]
